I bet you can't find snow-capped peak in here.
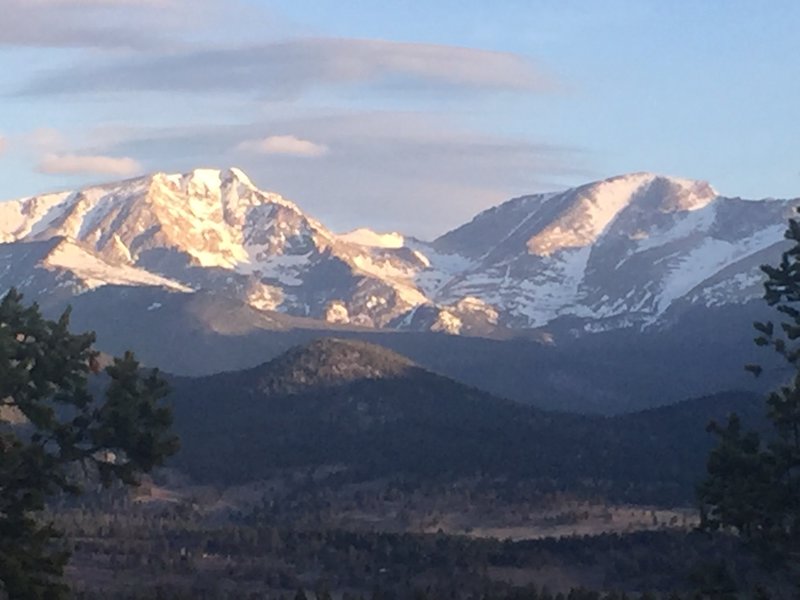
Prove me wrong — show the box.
[171,167,258,194]
[186,167,222,190]
[0,167,332,269]
[228,167,254,186]
[526,173,718,256]
[435,172,721,261]
[1,168,796,336]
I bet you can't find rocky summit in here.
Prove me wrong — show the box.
[1,168,796,335]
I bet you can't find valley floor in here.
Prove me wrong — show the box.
[52,472,756,600]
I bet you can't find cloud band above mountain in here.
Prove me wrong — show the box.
[37,153,142,176]
[90,111,585,236]
[21,38,554,97]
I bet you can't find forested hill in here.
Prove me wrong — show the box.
[164,338,765,504]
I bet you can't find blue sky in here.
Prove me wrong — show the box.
[0,0,798,237]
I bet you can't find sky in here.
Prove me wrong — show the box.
[0,0,798,238]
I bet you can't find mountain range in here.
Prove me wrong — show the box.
[2,167,795,414]
[2,167,796,336]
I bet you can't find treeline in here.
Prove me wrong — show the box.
[50,489,773,600]
[168,358,765,506]
[66,585,755,600]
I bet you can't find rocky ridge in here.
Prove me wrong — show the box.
[1,168,796,334]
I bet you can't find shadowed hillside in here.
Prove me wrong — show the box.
[166,338,766,504]
[55,286,785,414]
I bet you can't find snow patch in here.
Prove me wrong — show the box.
[655,224,786,313]
[339,228,405,248]
[187,168,222,191]
[528,173,654,256]
[45,240,192,292]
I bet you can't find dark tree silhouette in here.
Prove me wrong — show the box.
[0,289,179,598]
[699,210,800,585]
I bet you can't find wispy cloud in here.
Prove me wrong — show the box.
[38,153,142,176]
[93,111,588,237]
[21,37,555,96]
[236,135,329,157]
[0,0,221,49]
[32,0,173,5]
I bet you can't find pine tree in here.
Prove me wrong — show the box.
[294,588,309,600]
[687,561,738,599]
[698,209,800,583]
[0,289,179,598]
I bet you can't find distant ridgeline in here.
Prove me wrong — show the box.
[166,338,767,504]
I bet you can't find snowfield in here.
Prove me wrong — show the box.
[0,168,796,334]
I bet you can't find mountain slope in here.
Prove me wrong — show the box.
[1,168,796,335]
[166,338,767,503]
[433,173,796,328]
[36,283,782,415]
[0,168,430,327]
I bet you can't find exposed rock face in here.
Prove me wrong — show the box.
[432,173,796,329]
[1,168,796,334]
[0,168,426,327]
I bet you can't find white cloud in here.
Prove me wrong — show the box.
[38,153,142,176]
[236,135,328,158]
[0,136,6,155]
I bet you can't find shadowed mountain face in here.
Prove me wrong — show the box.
[166,338,767,504]
[49,285,784,415]
[1,168,797,336]
[246,338,417,394]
